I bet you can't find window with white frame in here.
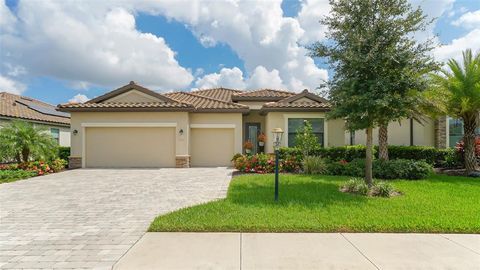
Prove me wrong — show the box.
[51,128,60,144]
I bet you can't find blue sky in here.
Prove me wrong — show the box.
[1,0,479,105]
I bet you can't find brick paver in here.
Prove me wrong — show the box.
[0,168,233,269]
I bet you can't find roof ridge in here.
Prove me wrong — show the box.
[233,88,294,95]
[172,91,248,108]
[192,87,244,93]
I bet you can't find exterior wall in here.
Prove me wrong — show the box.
[0,118,70,147]
[352,118,435,147]
[69,112,189,167]
[236,101,267,110]
[103,90,162,103]
[264,112,339,153]
[189,113,243,154]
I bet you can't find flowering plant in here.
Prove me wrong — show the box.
[257,133,266,142]
[243,140,253,150]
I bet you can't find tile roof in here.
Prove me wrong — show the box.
[58,101,194,112]
[166,92,249,112]
[192,88,243,102]
[0,92,70,125]
[231,89,295,101]
[261,90,331,112]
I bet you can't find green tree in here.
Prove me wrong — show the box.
[424,49,480,174]
[295,120,320,157]
[0,121,58,163]
[309,0,437,186]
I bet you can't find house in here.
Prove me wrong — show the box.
[58,81,449,169]
[0,92,70,146]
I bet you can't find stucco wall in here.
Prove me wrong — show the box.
[189,113,243,154]
[0,118,70,147]
[103,90,163,103]
[352,118,435,147]
[69,112,189,158]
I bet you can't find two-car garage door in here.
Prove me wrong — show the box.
[85,127,175,168]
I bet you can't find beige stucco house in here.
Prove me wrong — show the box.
[0,92,70,146]
[58,81,448,169]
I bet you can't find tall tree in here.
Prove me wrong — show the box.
[0,121,58,163]
[310,0,437,185]
[424,49,480,174]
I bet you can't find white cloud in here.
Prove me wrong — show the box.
[0,0,16,33]
[0,1,193,91]
[434,29,480,62]
[195,67,246,89]
[68,94,89,103]
[296,0,331,44]
[452,10,480,29]
[0,75,26,94]
[246,66,285,89]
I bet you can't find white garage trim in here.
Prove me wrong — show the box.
[81,122,177,128]
[190,124,235,128]
[81,122,177,168]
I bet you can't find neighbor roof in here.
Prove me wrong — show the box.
[0,92,70,125]
[166,92,249,112]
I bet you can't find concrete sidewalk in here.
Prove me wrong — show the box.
[114,233,480,270]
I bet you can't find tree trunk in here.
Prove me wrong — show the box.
[463,118,478,174]
[365,127,373,187]
[21,148,29,163]
[378,124,389,160]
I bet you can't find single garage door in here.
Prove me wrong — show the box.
[190,128,234,167]
[85,127,175,168]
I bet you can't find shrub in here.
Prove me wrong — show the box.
[302,156,328,174]
[232,153,301,173]
[455,136,480,165]
[341,178,396,197]
[371,181,394,197]
[0,170,37,183]
[231,153,243,163]
[326,159,432,180]
[50,159,67,172]
[58,147,70,161]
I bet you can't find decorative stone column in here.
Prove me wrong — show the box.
[175,155,190,168]
[68,157,82,169]
[434,116,447,149]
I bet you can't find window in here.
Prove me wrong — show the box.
[288,118,324,147]
[448,118,480,148]
[51,128,59,144]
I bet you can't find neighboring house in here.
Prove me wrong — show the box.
[0,92,70,146]
[58,81,449,169]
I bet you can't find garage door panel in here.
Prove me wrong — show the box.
[191,128,234,167]
[85,127,175,168]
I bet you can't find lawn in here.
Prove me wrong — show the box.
[0,170,37,184]
[149,174,480,233]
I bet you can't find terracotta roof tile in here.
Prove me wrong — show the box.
[231,89,295,101]
[192,88,243,102]
[58,101,194,112]
[0,92,70,125]
[166,92,249,112]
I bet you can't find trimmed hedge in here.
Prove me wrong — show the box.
[278,145,460,168]
[58,147,70,162]
[326,159,433,180]
[0,170,37,184]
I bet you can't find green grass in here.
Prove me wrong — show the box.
[149,174,480,233]
[0,170,37,184]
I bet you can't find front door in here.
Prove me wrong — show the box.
[245,123,261,154]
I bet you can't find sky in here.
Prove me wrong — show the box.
[0,0,479,105]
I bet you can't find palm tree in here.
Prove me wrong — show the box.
[0,120,58,163]
[425,49,480,174]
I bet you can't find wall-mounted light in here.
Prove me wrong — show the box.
[179,129,184,135]
[73,129,78,135]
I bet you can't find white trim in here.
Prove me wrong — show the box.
[190,124,236,129]
[81,122,177,128]
[283,113,328,147]
[105,89,162,103]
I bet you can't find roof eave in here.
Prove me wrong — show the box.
[193,108,250,113]
[57,107,195,112]
[231,96,286,102]
[259,107,331,115]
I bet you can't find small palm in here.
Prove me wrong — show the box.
[0,121,58,163]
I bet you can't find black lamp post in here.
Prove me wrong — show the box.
[272,128,284,202]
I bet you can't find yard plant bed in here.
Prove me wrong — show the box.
[149,174,480,233]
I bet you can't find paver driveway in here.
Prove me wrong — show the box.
[0,168,233,270]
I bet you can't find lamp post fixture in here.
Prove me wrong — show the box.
[272,128,284,202]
